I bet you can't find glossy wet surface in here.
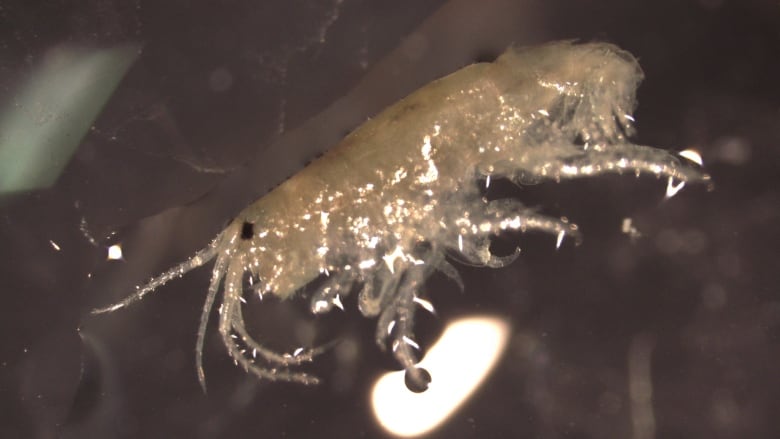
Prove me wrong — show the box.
[1,1,779,438]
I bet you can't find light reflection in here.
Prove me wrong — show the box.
[665,176,686,199]
[371,315,510,437]
[678,148,703,166]
[107,243,123,261]
[412,296,435,315]
[0,44,139,194]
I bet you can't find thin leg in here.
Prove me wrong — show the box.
[196,253,228,392]
[230,301,322,366]
[528,143,710,184]
[359,269,400,317]
[383,266,432,391]
[389,268,424,370]
[450,198,581,267]
[485,199,582,244]
[219,258,320,385]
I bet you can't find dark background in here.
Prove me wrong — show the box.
[1,0,778,437]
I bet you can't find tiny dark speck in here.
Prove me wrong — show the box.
[241,221,254,240]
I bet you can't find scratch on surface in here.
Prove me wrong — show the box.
[314,0,345,45]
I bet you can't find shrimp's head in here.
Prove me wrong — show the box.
[473,41,708,186]
[229,217,321,300]
[493,41,643,146]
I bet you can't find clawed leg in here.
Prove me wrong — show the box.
[231,303,324,366]
[213,258,321,390]
[373,265,433,391]
[454,235,522,268]
[527,142,710,185]
[486,199,582,246]
[358,269,401,317]
[453,198,581,267]
[196,254,228,391]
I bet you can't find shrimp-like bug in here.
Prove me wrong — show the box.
[92,41,709,392]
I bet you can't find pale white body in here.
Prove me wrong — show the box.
[93,41,708,391]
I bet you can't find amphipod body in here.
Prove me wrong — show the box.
[93,41,708,391]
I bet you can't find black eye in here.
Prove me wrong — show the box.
[240,222,254,240]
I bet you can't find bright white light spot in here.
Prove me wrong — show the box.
[387,320,396,336]
[621,217,642,240]
[371,315,510,437]
[49,240,61,251]
[107,243,123,260]
[359,258,377,270]
[402,336,420,350]
[665,176,686,199]
[382,246,406,274]
[556,230,565,249]
[313,300,329,314]
[333,294,344,311]
[500,217,522,230]
[413,296,436,314]
[622,218,633,233]
[417,135,439,184]
[678,149,703,166]
[392,168,408,185]
[421,135,432,157]
[561,164,578,175]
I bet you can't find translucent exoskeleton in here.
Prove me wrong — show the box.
[92,41,709,392]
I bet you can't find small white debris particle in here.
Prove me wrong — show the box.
[107,244,123,261]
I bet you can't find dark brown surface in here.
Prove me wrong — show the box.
[1,1,778,438]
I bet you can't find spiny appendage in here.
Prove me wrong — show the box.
[373,263,432,392]
[358,268,401,317]
[213,258,321,389]
[452,198,581,268]
[91,233,224,315]
[196,254,228,391]
[485,199,583,245]
[530,143,711,185]
[309,270,357,315]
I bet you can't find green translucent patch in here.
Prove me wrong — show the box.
[0,43,139,194]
